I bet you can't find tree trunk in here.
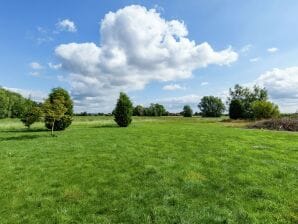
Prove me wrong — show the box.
[51,119,55,136]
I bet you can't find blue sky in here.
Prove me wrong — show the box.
[1,0,298,112]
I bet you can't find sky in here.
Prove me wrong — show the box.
[1,0,298,113]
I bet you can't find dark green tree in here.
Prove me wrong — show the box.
[114,92,133,127]
[133,105,145,116]
[198,96,225,117]
[182,105,193,117]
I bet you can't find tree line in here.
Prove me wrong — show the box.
[0,84,281,130]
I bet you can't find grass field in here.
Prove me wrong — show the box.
[0,116,297,223]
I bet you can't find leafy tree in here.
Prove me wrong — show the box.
[21,106,43,128]
[0,90,9,118]
[133,105,145,116]
[229,99,244,119]
[198,96,225,117]
[228,84,268,119]
[251,100,280,119]
[114,92,133,127]
[145,103,167,116]
[182,105,193,117]
[43,96,67,136]
[44,88,73,131]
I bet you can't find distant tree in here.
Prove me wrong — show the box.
[43,96,67,136]
[251,100,280,119]
[0,90,9,118]
[133,105,145,116]
[114,92,133,127]
[44,88,73,131]
[182,105,193,117]
[228,84,268,119]
[145,103,167,116]
[21,106,43,128]
[229,99,244,119]
[198,96,225,117]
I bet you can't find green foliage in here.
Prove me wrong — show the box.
[133,105,145,116]
[145,103,168,116]
[229,99,244,119]
[44,88,73,131]
[198,96,225,117]
[43,95,68,135]
[20,106,43,128]
[251,100,280,119]
[228,85,268,119]
[114,92,133,127]
[182,105,193,117]
[0,88,35,119]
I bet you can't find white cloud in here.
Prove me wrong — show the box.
[157,94,201,112]
[255,67,298,112]
[249,57,260,63]
[240,44,252,54]
[267,47,278,53]
[201,82,209,86]
[55,5,238,112]
[162,83,184,90]
[48,62,62,70]
[56,19,77,32]
[30,62,43,70]
[3,87,47,102]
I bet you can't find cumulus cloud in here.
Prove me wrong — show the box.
[255,67,298,112]
[30,62,43,70]
[55,5,238,112]
[162,84,184,90]
[56,19,77,32]
[267,47,278,53]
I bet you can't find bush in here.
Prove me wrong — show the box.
[44,88,73,131]
[198,96,225,117]
[114,92,133,127]
[251,100,280,119]
[249,118,298,132]
[182,105,193,117]
[21,106,42,128]
[229,99,244,119]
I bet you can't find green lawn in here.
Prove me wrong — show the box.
[0,117,297,223]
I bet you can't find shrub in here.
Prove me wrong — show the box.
[182,105,193,117]
[21,106,42,128]
[114,92,133,127]
[198,96,225,117]
[249,118,298,132]
[229,99,244,119]
[251,100,280,119]
[44,88,73,131]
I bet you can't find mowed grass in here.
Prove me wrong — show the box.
[0,117,297,224]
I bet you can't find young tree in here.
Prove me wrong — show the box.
[182,105,193,117]
[43,97,67,136]
[21,106,42,128]
[44,88,73,131]
[114,92,133,127]
[198,96,225,117]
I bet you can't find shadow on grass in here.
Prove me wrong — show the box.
[92,124,119,128]
[0,134,42,141]
[1,128,48,133]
